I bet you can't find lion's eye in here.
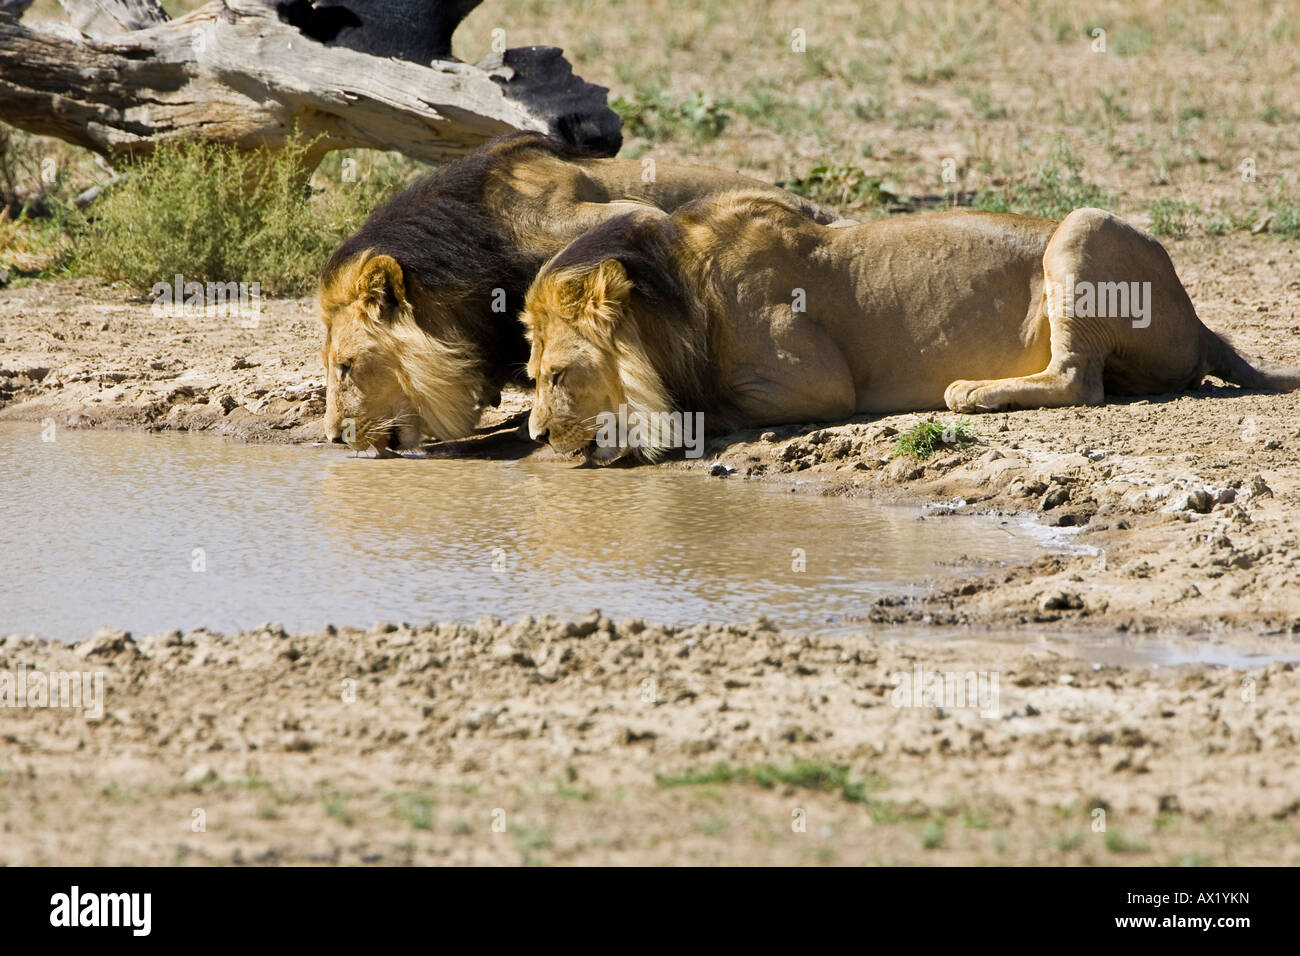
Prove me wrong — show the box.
[550,370,564,387]
[338,363,352,380]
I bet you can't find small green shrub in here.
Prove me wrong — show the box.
[71,137,402,296]
[783,162,896,210]
[1267,183,1300,238]
[1147,198,1200,238]
[656,760,880,807]
[611,89,731,142]
[920,819,946,849]
[973,140,1113,219]
[895,419,977,459]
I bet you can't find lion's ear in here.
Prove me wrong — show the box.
[357,254,405,315]
[576,258,632,342]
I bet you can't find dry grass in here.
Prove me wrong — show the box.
[458,0,1300,226]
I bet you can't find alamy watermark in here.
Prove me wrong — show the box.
[594,404,705,458]
[889,664,1000,718]
[151,273,263,327]
[50,886,150,936]
[1046,274,1151,328]
[0,663,104,719]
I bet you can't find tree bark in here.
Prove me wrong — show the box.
[0,0,621,170]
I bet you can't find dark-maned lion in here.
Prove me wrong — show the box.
[520,191,1298,463]
[317,132,837,453]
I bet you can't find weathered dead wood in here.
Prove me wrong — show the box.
[0,0,620,170]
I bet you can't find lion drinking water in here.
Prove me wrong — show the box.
[316,133,837,454]
[521,191,1298,463]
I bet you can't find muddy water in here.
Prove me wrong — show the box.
[0,423,1054,643]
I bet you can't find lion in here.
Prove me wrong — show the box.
[520,191,1299,462]
[317,132,838,454]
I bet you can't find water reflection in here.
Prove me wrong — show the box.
[2,423,1043,641]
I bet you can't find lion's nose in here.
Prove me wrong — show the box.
[527,409,547,443]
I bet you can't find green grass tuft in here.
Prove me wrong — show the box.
[895,419,977,459]
[1147,197,1200,238]
[611,89,731,143]
[782,162,896,210]
[656,760,891,816]
[973,140,1113,219]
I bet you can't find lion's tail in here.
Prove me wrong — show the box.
[1203,328,1300,391]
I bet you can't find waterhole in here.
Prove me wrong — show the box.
[0,423,1048,642]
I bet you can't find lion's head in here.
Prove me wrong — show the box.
[522,244,709,465]
[521,259,635,462]
[319,251,487,454]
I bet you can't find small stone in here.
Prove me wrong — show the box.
[1167,489,1212,514]
[759,431,778,443]
[1040,591,1083,611]
[184,763,217,785]
[1040,485,1071,511]
[75,626,134,658]
[708,463,734,477]
[565,611,604,638]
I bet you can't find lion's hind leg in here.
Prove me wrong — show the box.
[944,357,1104,413]
[945,209,1124,413]
[943,294,1106,413]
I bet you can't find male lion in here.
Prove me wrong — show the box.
[521,191,1298,462]
[318,132,837,454]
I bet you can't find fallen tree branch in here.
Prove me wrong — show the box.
[0,0,620,169]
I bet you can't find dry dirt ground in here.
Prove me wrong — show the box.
[1,618,1297,866]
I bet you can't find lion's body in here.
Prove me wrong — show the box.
[317,133,837,452]
[523,191,1298,461]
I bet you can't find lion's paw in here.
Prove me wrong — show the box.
[944,379,986,413]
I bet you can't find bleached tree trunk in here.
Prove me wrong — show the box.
[0,0,621,171]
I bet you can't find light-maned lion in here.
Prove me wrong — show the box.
[521,191,1298,462]
[317,133,837,454]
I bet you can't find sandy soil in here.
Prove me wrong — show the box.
[1,617,1296,866]
[0,279,325,444]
